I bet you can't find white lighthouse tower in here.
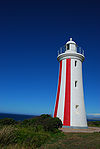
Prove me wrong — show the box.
[54,38,87,128]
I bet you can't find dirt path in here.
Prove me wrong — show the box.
[60,127,100,133]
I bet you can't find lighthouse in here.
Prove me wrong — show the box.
[54,38,87,128]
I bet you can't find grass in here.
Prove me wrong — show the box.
[0,125,51,148]
[0,126,64,149]
[41,132,100,149]
[0,132,100,149]
[0,115,63,148]
[0,117,100,149]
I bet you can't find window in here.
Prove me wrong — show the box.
[67,44,70,50]
[75,105,79,109]
[75,105,80,114]
[75,81,77,87]
[75,61,77,67]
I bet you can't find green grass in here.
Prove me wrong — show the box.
[41,132,100,149]
[0,132,100,149]
[0,117,100,149]
[0,125,64,149]
[0,115,62,148]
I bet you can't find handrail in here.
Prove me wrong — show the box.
[57,45,84,56]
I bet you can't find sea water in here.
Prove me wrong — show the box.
[0,113,37,121]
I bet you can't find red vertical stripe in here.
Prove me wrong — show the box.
[54,60,62,117]
[63,59,71,126]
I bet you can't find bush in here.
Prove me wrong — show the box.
[20,114,52,127]
[88,121,100,127]
[0,115,63,148]
[0,126,18,145]
[21,114,62,132]
[43,117,62,132]
[0,118,16,126]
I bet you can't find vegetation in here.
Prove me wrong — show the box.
[40,132,100,149]
[0,118,16,126]
[0,115,63,148]
[0,116,100,149]
[20,114,62,132]
[88,121,100,127]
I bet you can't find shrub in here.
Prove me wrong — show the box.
[0,118,16,126]
[0,126,18,145]
[43,117,62,132]
[88,121,100,127]
[21,114,52,127]
[0,115,63,148]
[20,114,62,132]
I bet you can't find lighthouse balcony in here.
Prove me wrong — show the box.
[57,45,85,62]
[58,45,84,56]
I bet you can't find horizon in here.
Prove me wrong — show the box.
[0,0,100,115]
[0,112,100,117]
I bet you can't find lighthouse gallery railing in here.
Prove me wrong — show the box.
[58,45,84,56]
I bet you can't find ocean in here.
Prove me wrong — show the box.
[0,113,37,121]
[0,113,100,121]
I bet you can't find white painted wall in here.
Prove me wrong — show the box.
[71,59,87,127]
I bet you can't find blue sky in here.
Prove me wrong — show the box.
[0,0,100,115]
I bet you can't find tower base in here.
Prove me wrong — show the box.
[62,126,88,129]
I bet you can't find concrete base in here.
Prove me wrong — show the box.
[62,126,88,129]
[60,127,100,133]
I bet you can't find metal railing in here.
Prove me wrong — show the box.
[57,45,84,56]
